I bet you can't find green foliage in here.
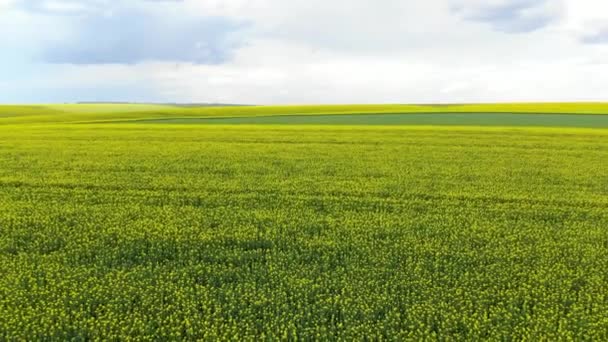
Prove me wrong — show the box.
[0,121,607,339]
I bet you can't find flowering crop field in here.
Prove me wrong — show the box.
[1,105,607,339]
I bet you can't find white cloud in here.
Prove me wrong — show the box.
[558,0,608,43]
[40,0,90,13]
[3,0,608,103]
[0,0,16,10]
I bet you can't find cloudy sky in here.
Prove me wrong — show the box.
[1,0,608,104]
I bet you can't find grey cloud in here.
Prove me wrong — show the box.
[38,6,248,65]
[581,27,608,44]
[450,0,559,33]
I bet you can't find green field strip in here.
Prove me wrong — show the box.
[122,112,608,128]
[2,103,608,125]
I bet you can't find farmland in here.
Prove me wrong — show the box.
[0,104,607,339]
[3,102,608,124]
[135,113,608,128]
